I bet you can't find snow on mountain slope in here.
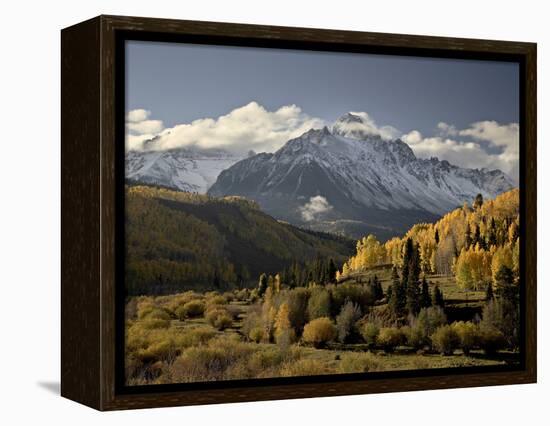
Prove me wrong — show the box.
[126,147,242,193]
[208,113,515,239]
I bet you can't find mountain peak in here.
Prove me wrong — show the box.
[335,112,364,124]
[332,112,383,141]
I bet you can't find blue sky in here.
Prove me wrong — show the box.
[125,40,520,181]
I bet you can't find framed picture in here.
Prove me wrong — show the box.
[61,15,536,410]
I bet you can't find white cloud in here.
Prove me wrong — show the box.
[126,102,324,154]
[437,122,458,137]
[127,119,164,135]
[459,120,519,150]
[299,196,333,222]
[402,130,423,145]
[126,109,151,123]
[335,111,401,141]
[401,120,519,182]
[125,109,165,150]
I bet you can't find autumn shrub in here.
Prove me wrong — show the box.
[140,317,171,329]
[248,327,265,343]
[478,327,506,355]
[274,303,296,349]
[403,307,447,349]
[417,307,447,338]
[136,339,178,364]
[431,325,459,355]
[335,301,362,343]
[223,292,235,302]
[206,295,228,309]
[206,308,233,330]
[170,336,253,382]
[241,307,263,341]
[404,323,427,349]
[331,283,375,315]
[452,321,479,355]
[338,352,381,373]
[307,287,331,320]
[280,359,326,377]
[360,322,380,348]
[302,317,337,348]
[248,346,286,373]
[175,300,206,320]
[179,327,216,347]
[377,327,405,352]
[481,299,518,349]
[286,287,309,335]
[165,291,202,312]
[136,298,156,319]
[234,288,249,302]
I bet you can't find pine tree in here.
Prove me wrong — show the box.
[389,266,405,317]
[464,224,472,249]
[405,242,421,316]
[473,193,484,209]
[432,285,445,308]
[473,224,481,247]
[327,258,337,284]
[420,275,432,308]
[371,274,383,300]
[258,273,268,297]
[401,238,414,286]
[434,228,440,245]
[494,265,518,304]
[488,217,497,247]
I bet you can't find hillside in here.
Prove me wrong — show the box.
[125,185,355,295]
[339,189,520,291]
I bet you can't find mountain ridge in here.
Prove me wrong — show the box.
[207,113,515,239]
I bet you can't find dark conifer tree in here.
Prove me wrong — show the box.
[488,217,498,247]
[386,283,393,301]
[327,258,338,284]
[464,224,472,249]
[389,266,405,317]
[434,228,440,244]
[401,238,414,286]
[258,273,268,296]
[432,285,445,308]
[370,274,383,301]
[473,224,481,247]
[420,275,432,308]
[405,242,421,316]
[473,193,484,209]
[495,265,518,304]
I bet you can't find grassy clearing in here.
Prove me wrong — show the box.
[344,266,485,308]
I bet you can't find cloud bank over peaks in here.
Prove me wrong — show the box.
[125,102,519,183]
[125,102,324,154]
[332,111,401,141]
[402,120,519,183]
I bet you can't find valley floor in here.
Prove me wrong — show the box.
[125,272,519,386]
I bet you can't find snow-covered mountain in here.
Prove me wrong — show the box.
[208,113,515,239]
[126,147,242,193]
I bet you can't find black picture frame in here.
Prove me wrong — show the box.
[61,15,537,411]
